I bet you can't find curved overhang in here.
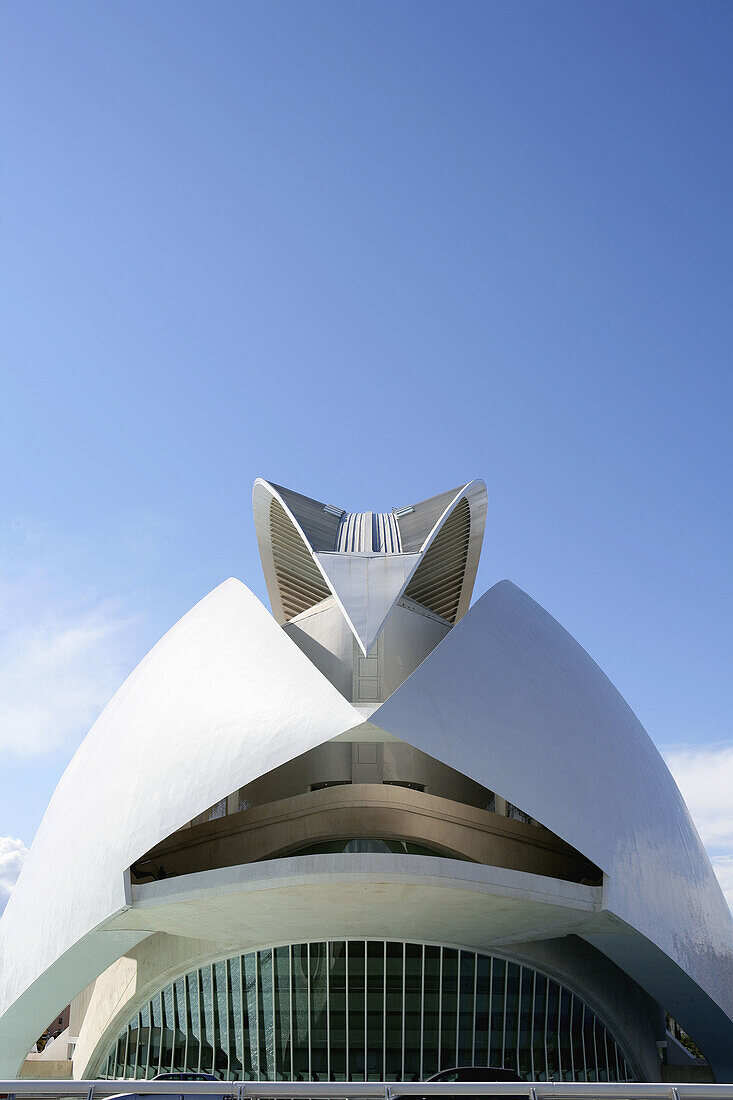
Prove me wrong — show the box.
[253,478,487,654]
[72,867,657,1082]
[0,578,362,1076]
[368,580,733,1078]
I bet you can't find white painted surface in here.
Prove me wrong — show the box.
[0,579,361,1075]
[371,580,733,1076]
[315,553,421,655]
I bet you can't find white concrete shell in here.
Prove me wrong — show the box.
[0,579,361,1076]
[2,504,732,1082]
[370,580,733,1078]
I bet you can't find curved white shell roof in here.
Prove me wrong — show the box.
[1,556,732,1078]
[0,579,360,1075]
[371,580,733,1077]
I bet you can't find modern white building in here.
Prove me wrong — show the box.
[1,479,732,1084]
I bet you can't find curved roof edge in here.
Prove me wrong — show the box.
[0,577,361,1076]
[369,579,733,1079]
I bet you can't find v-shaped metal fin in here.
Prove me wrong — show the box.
[315,552,422,656]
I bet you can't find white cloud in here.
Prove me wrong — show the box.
[0,520,142,759]
[0,602,137,757]
[0,836,28,914]
[710,855,733,911]
[663,744,733,910]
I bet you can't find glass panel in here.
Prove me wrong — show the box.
[186,970,201,1073]
[98,941,636,1085]
[214,959,229,1079]
[457,952,475,1068]
[200,967,215,1076]
[329,941,347,1081]
[474,954,490,1068]
[137,1005,150,1078]
[291,944,309,1081]
[348,940,367,1081]
[173,978,187,1073]
[161,983,175,1074]
[503,962,519,1073]
[518,968,533,1079]
[583,1004,597,1082]
[147,995,161,1077]
[559,987,573,1081]
[309,942,328,1081]
[384,942,403,1080]
[489,958,505,1070]
[257,950,275,1079]
[404,943,422,1080]
[422,945,440,1078]
[440,948,458,1071]
[366,941,384,1081]
[545,979,559,1080]
[243,951,259,1079]
[274,946,291,1081]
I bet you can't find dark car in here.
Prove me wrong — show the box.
[153,1075,218,1083]
[105,1071,222,1100]
[395,1065,525,1100]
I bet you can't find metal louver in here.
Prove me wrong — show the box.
[403,496,471,623]
[270,497,330,620]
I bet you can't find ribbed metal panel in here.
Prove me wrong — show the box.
[374,512,402,553]
[336,513,403,554]
[270,498,330,620]
[403,498,471,623]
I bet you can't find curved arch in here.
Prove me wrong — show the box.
[97,939,639,1082]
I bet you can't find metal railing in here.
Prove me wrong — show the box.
[0,1083,732,1100]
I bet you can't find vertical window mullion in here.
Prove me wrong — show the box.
[158,991,165,1076]
[271,949,276,1082]
[515,967,522,1076]
[401,942,406,1081]
[289,947,294,1082]
[487,956,494,1065]
[364,940,368,1085]
[255,955,261,1081]
[471,949,478,1065]
[344,940,348,1082]
[437,946,443,1072]
[568,994,575,1081]
[530,970,537,1081]
[326,941,331,1084]
[239,956,246,1082]
[592,1015,599,1081]
[455,950,460,1071]
[543,979,550,1081]
[419,944,425,1081]
[580,1004,587,1081]
[501,965,508,1068]
[307,943,312,1082]
[382,941,387,1082]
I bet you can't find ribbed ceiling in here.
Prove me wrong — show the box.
[270,498,330,620]
[403,497,471,623]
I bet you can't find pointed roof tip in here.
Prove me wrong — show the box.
[315,552,422,655]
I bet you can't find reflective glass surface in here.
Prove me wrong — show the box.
[101,941,634,1082]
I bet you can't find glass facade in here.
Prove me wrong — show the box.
[100,941,634,1082]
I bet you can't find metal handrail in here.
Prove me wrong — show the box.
[0,1083,732,1100]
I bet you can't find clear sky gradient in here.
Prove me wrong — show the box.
[1,2,731,903]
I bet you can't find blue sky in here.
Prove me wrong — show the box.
[1,1,732,906]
